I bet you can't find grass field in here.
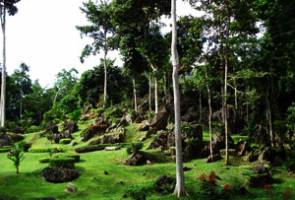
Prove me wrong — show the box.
[0,124,294,200]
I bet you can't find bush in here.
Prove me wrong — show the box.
[25,125,42,133]
[75,144,110,153]
[18,142,32,152]
[29,147,64,153]
[124,184,153,200]
[0,146,11,153]
[68,109,81,121]
[287,103,295,135]
[7,143,25,174]
[40,154,80,164]
[49,157,75,169]
[60,138,72,145]
[127,143,143,155]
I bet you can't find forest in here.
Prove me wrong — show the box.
[0,0,295,199]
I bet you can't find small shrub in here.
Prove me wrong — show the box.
[68,109,81,121]
[49,157,75,169]
[60,138,72,145]
[25,125,42,133]
[127,143,143,155]
[7,143,25,174]
[124,184,153,200]
[0,146,11,153]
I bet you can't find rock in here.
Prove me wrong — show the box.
[65,183,77,193]
[42,167,81,183]
[148,130,171,149]
[258,147,275,163]
[236,141,249,156]
[81,121,109,141]
[138,123,149,131]
[45,124,59,134]
[63,120,78,134]
[125,153,146,166]
[248,164,275,188]
[139,129,156,142]
[183,167,192,172]
[0,133,10,147]
[105,146,121,151]
[100,132,124,144]
[150,110,169,131]
[207,153,222,163]
[155,175,176,194]
[75,145,106,153]
[243,151,259,162]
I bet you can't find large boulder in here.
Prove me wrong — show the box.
[155,175,176,194]
[82,121,109,141]
[148,130,172,149]
[236,141,250,156]
[150,110,169,131]
[125,153,146,166]
[63,120,78,134]
[248,165,274,188]
[0,134,10,147]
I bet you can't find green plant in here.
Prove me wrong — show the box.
[127,143,143,155]
[7,144,25,174]
[49,157,75,169]
[25,125,42,133]
[60,138,72,145]
[287,103,295,136]
[124,184,152,200]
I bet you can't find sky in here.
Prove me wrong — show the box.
[3,0,199,87]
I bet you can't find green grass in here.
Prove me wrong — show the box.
[0,123,294,200]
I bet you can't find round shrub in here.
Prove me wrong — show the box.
[49,157,75,169]
[60,138,72,145]
[127,143,143,155]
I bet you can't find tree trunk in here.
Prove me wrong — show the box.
[103,54,108,108]
[148,75,152,122]
[133,78,138,112]
[205,70,213,158]
[0,8,6,128]
[171,0,185,197]
[198,92,202,124]
[224,56,229,165]
[266,94,274,147]
[103,30,108,108]
[154,77,159,114]
[20,89,23,120]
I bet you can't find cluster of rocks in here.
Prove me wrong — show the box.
[0,132,24,147]
[46,120,78,144]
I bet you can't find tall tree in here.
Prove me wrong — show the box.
[0,0,20,127]
[171,0,185,197]
[77,0,114,108]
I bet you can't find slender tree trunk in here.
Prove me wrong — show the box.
[103,30,108,108]
[154,77,159,114]
[234,80,238,110]
[198,92,202,124]
[163,75,167,98]
[221,86,225,123]
[0,9,6,128]
[205,70,213,158]
[20,89,23,120]
[103,52,108,108]
[266,94,274,147]
[133,78,138,112]
[171,0,185,197]
[148,75,152,122]
[53,87,62,105]
[224,56,229,165]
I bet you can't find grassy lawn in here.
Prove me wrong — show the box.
[0,124,294,200]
